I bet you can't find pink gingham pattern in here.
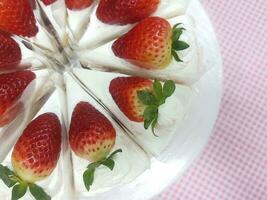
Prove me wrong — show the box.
[155,0,267,199]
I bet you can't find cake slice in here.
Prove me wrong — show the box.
[77,0,190,49]
[0,88,74,200]
[78,15,201,84]
[71,69,192,155]
[65,72,150,196]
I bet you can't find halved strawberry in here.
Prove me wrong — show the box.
[0,113,61,200]
[112,17,190,69]
[0,0,38,37]
[69,102,121,191]
[65,0,93,10]
[0,71,36,127]
[96,0,159,25]
[41,0,58,5]
[109,77,176,135]
[0,31,22,69]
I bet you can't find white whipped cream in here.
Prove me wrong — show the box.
[0,87,74,200]
[67,4,95,42]
[65,73,150,197]
[71,69,192,155]
[77,0,188,49]
[157,94,183,130]
[78,15,201,85]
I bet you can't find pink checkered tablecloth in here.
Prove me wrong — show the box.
[155,0,267,199]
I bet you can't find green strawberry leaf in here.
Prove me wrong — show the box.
[171,23,189,63]
[87,162,100,170]
[172,50,183,62]
[151,115,159,137]
[101,158,115,171]
[83,149,122,191]
[172,24,185,40]
[144,118,153,130]
[172,23,182,30]
[108,149,123,159]
[83,167,95,191]
[0,165,18,188]
[143,106,159,135]
[172,41,190,51]
[163,80,176,98]
[153,80,163,102]
[29,183,51,200]
[172,28,183,42]
[137,90,157,105]
[11,183,27,200]
[0,165,16,176]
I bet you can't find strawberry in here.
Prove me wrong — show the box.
[0,113,61,200]
[112,17,190,70]
[65,0,93,10]
[0,0,38,37]
[41,0,58,5]
[12,113,61,182]
[0,71,36,127]
[109,77,176,135]
[0,31,22,69]
[69,102,121,191]
[96,0,159,25]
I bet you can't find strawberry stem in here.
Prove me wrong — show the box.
[171,23,190,62]
[83,149,122,191]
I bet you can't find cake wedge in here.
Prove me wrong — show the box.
[70,69,192,155]
[78,15,201,84]
[65,72,150,196]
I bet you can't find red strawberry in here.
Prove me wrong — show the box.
[96,0,159,25]
[0,31,22,69]
[41,0,58,5]
[109,77,176,135]
[109,77,153,122]
[0,113,62,200]
[69,102,116,162]
[112,17,190,69]
[65,0,93,10]
[12,113,62,183]
[69,102,121,191]
[0,0,38,37]
[0,71,36,126]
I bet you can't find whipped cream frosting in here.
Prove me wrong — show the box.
[71,69,192,155]
[66,3,96,42]
[0,86,74,200]
[78,15,201,84]
[65,72,150,197]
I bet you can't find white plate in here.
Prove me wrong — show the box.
[80,0,223,199]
